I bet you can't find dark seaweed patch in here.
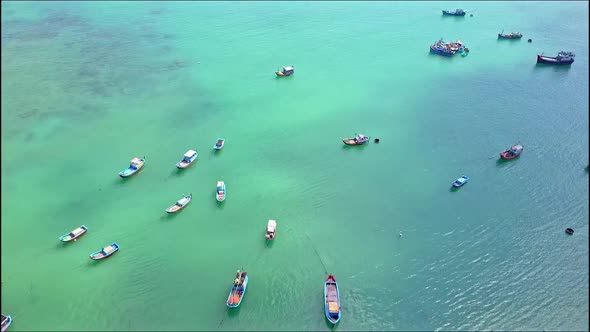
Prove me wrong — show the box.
[1,12,89,43]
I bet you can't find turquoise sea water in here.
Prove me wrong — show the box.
[1,1,588,331]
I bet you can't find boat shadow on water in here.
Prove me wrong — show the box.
[449,186,461,193]
[534,63,572,72]
[341,144,369,151]
[496,158,519,168]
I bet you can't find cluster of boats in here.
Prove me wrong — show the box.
[430,39,470,57]
[451,143,524,189]
[435,10,576,65]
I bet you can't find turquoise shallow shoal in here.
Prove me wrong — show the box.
[1,1,588,331]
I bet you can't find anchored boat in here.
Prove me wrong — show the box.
[89,243,119,260]
[59,225,88,242]
[119,157,145,178]
[226,270,248,308]
[500,144,523,160]
[324,274,341,324]
[498,31,523,39]
[176,150,198,169]
[537,51,575,65]
[265,220,277,240]
[276,66,294,77]
[343,134,370,145]
[442,9,466,16]
[165,194,192,213]
[216,181,226,202]
[452,175,470,188]
[214,138,225,150]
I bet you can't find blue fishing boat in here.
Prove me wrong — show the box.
[442,9,466,16]
[452,175,469,188]
[89,243,119,260]
[118,157,145,178]
[324,274,341,324]
[59,225,88,242]
[1,314,12,332]
[226,270,248,308]
[214,138,225,150]
[216,181,226,202]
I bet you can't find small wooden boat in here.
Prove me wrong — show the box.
[119,157,145,178]
[226,270,248,308]
[265,219,277,240]
[216,181,226,202]
[165,194,192,213]
[342,134,370,145]
[442,9,466,16]
[498,31,523,39]
[324,274,341,324]
[59,225,88,242]
[176,150,198,169]
[452,175,469,188]
[500,144,523,160]
[276,66,294,77]
[565,228,574,235]
[89,243,119,260]
[214,138,225,150]
[537,51,575,65]
[1,314,12,332]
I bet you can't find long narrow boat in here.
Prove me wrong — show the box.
[214,138,226,150]
[226,270,248,308]
[442,9,465,16]
[1,314,12,332]
[89,243,120,260]
[216,181,226,202]
[343,134,370,146]
[59,225,88,242]
[498,31,523,39]
[119,157,145,178]
[176,150,198,169]
[165,194,192,213]
[324,274,341,324]
[500,144,523,160]
[537,51,575,65]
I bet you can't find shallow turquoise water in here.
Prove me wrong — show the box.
[1,1,588,331]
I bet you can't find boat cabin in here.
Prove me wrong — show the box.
[282,66,294,74]
[455,9,465,14]
[557,51,575,60]
[183,150,197,161]
[130,157,143,166]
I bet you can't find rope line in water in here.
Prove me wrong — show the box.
[304,231,329,275]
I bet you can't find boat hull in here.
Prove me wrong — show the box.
[119,165,143,178]
[166,195,192,213]
[324,275,341,325]
[214,139,226,150]
[537,55,574,65]
[276,71,294,76]
[176,160,195,169]
[342,139,368,145]
[226,275,248,308]
[442,11,465,16]
[500,152,520,160]
[430,47,454,56]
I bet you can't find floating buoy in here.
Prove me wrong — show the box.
[528,39,532,43]
[374,138,380,143]
[470,14,473,17]
[565,228,574,235]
